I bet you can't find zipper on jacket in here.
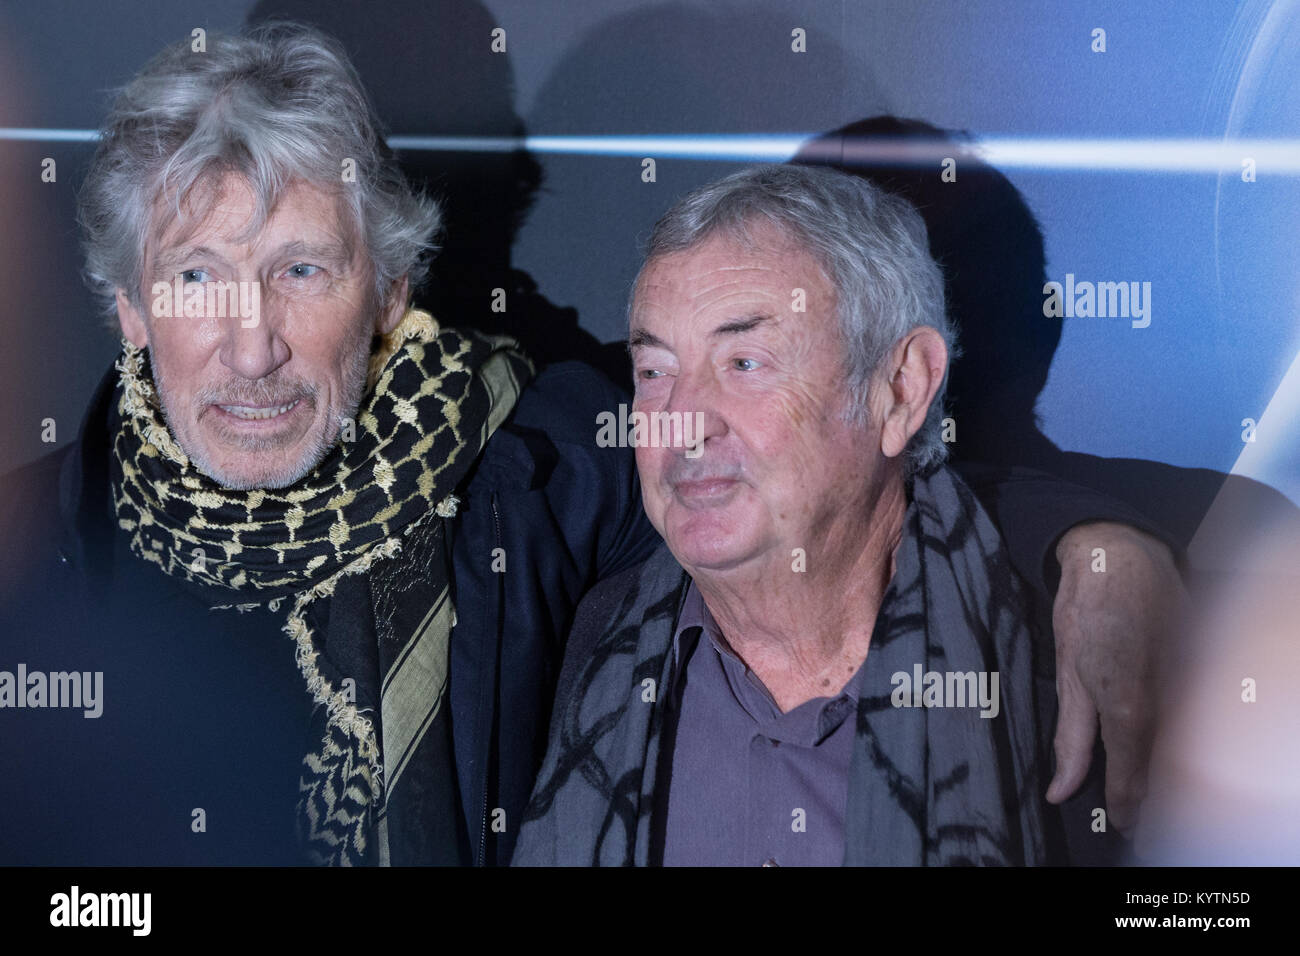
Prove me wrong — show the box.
[477,494,504,866]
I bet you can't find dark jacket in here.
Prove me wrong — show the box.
[0,358,1169,865]
[0,359,659,866]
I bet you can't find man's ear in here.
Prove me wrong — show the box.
[115,289,148,348]
[878,326,948,460]
[376,276,410,336]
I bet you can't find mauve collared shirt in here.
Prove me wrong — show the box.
[659,581,866,867]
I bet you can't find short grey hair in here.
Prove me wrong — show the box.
[634,164,957,477]
[79,22,441,323]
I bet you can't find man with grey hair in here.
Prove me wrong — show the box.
[0,23,659,865]
[1,26,1174,868]
[513,164,1181,865]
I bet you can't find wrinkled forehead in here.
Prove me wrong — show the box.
[630,227,835,328]
[145,170,359,269]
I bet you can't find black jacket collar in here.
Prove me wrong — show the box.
[57,361,119,586]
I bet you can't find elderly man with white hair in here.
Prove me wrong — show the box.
[514,164,1181,866]
[0,23,660,866]
[1,26,1175,868]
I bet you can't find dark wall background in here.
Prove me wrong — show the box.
[1,0,1297,510]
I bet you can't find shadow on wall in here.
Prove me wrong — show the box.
[248,0,858,385]
[247,0,618,379]
[520,0,1294,557]
[247,4,1294,564]
[526,1,856,134]
[522,1,861,352]
[794,116,1299,564]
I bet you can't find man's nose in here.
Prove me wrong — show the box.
[217,284,288,380]
[664,364,727,450]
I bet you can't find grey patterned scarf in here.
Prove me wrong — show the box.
[513,465,1052,865]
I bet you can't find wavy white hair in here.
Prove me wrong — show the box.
[79,22,442,322]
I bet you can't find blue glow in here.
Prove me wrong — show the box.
[4,128,1300,173]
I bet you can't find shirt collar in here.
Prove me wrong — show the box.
[670,577,714,667]
[670,578,870,743]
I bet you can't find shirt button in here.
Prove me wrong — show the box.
[762,858,779,867]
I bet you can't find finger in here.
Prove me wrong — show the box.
[1047,672,1099,804]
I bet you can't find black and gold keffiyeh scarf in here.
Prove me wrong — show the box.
[108,307,532,865]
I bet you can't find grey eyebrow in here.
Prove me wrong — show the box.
[267,239,351,265]
[628,327,668,351]
[711,313,772,336]
[151,239,351,278]
[151,245,230,276]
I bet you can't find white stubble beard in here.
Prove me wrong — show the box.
[150,325,374,491]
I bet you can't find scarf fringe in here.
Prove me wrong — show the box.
[115,345,190,467]
[277,495,455,802]
[286,534,401,798]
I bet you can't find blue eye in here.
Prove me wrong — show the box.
[638,368,664,379]
[285,263,320,279]
[733,357,760,371]
[180,269,209,284]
